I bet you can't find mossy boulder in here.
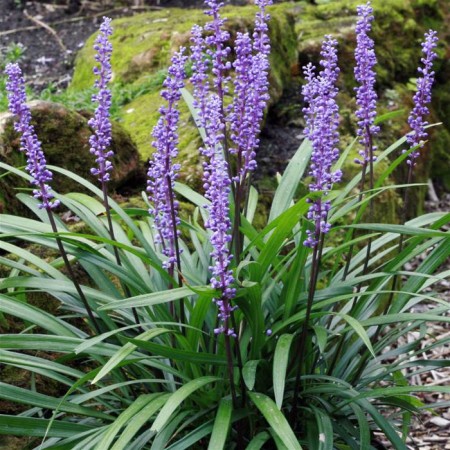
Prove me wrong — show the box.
[68,0,448,221]
[70,4,298,169]
[0,100,140,215]
[292,0,449,217]
[295,0,444,84]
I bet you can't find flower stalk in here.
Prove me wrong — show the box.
[342,1,379,281]
[229,0,272,262]
[292,35,340,421]
[352,29,438,383]
[147,48,187,323]
[5,62,101,334]
[89,17,141,326]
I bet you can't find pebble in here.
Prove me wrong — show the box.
[429,417,450,428]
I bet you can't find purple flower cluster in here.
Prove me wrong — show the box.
[229,31,253,160]
[302,36,341,248]
[89,17,114,183]
[406,30,438,166]
[188,0,273,334]
[201,95,236,336]
[147,49,187,269]
[229,0,272,182]
[5,63,59,210]
[354,1,379,165]
[189,1,236,335]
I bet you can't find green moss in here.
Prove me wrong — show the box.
[294,0,444,88]
[0,102,140,215]
[71,9,201,91]
[71,4,298,93]
[120,89,202,186]
[69,4,299,184]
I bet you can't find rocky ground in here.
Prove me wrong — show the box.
[0,0,253,92]
[1,1,449,449]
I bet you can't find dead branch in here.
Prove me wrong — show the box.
[0,6,164,38]
[23,9,67,53]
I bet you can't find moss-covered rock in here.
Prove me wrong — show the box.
[71,4,297,95]
[292,0,448,216]
[0,100,141,215]
[70,4,298,169]
[69,0,448,219]
[121,90,202,187]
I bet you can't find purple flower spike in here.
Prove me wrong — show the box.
[230,31,253,157]
[406,30,438,166]
[201,95,236,337]
[147,49,187,270]
[354,1,379,165]
[230,0,272,183]
[5,63,59,210]
[253,0,272,56]
[190,24,210,130]
[204,0,232,103]
[302,36,341,248]
[89,17,114,183]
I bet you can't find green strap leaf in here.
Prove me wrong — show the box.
[248,392,302,450]
[273,334,294,409]
[0,383,111,420]
[246,431,271,450]
[338,313,375,358]
[98,286,195,310]
[165,421,214,450]
[128,338,227,366]
[96,394,167,450]
[151,377,220,433]
[0,294,80,337]
[258,198,310,274]
[92,328,170,384]
[269,139,312,223]
[346,223,449,238]
[94,395,155,450]
[207,398,233,450]
[0,415,96,438]
[310,406,333,450]
[243,360,262,391]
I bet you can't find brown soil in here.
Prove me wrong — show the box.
[0,0,251,92]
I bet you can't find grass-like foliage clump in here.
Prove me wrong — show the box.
[0,1,448,449]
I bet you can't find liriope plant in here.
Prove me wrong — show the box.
[0,1,448,449]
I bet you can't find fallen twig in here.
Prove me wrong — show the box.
[0,5,163,38]
[23,9,67,53]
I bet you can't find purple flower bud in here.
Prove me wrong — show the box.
[302,36,341,248]
[354,2,379,165]
[89,17,114,183]
[405,30,438,166]
[147,48,187,269]
[5,63,59,210]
